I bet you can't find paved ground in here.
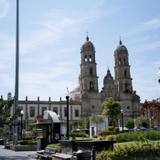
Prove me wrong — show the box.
[0,145,36,160]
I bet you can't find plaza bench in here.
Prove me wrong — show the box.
[37,147,56,160]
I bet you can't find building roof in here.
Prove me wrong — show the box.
[103,69,114,83]
[115,40,128,54]
[81,36,95,52]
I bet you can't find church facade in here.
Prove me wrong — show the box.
[72,36,140,120]
[10,36,140,123]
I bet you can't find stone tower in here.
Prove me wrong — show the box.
[114,40,140,119]
[79,36,101,116]
[102,69,115,100]
[114,40,133,96]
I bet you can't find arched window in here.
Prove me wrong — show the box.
[90,81,94,90]
[89,68,93,75]
[84,55,87,62]
[124,70,127,78]
[119,58,122,65]
[125,83,129,92]
[124,58,126,64]
[89,55,92,62]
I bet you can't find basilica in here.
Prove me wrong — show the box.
[71,36,140,120]
[13,36,141,125]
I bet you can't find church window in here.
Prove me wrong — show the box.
[89,68,93,75]
[85,55,87,62]
[124,70,127,78]
[125,83,129,92]
[124,58,126,64]
[127,106,130,110]
[118,58,122,65]
[89,55,92,62]
[90,81,94,90]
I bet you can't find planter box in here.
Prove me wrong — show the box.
[10,144,37,151]
[59,140,116,153]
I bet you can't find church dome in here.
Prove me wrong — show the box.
[115,40,128,54]
[81,36,95,52]
[70,86,81,101]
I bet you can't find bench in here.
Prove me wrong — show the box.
[37,147,56,160]
[52,153,72,160]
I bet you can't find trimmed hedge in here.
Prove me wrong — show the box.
[97,141,160,160]
[18,139,37,145]
[107,130,160,142]
[70,131,88,138]
[47,143,62,153]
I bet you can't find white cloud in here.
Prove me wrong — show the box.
[19,61,77,100]
[0,0,10,18]
[0,2,116,100]
[142,18,160,31]
[135,40,160,53]
[125,18,160,38]
[21,5,113,55]
[21,10,87,54]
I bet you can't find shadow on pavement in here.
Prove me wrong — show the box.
[0,156,35,160]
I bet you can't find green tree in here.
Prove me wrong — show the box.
[102,98,121,127]
[125,118,134,129]
[135,117,148,128]
[0,96,14,138]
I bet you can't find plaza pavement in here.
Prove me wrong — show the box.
[0,145,36,160]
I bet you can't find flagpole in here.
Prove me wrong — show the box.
[13,0,19,145]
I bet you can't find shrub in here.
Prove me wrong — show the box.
[125,118,134,129]
[18,139,37,145]
[99,129,119,137]
[70,131,88,138]
[107,135,116,141]
[145,130,160,140]
[47,143,62,153]
[97,141,160,160]
[110,130,160,143]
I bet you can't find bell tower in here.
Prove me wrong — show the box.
[114,40,133,95]
[79,36,100,116]
[80,36,98,95]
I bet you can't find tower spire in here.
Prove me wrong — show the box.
[119,36,122,45]
[86,32,89,41]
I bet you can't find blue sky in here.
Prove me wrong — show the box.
[0,0,160,102]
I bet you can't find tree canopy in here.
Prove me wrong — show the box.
[0,97,14,138]
[102,98,121,126]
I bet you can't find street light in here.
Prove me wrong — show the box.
[66,95,69,140]
[20,110,24,139]
[121,109,124,132]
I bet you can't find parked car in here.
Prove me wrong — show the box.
[134,126,147,131]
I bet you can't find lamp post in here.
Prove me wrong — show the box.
[66,95,69,140]
[121,109,124,132]
[20,110,24,139]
